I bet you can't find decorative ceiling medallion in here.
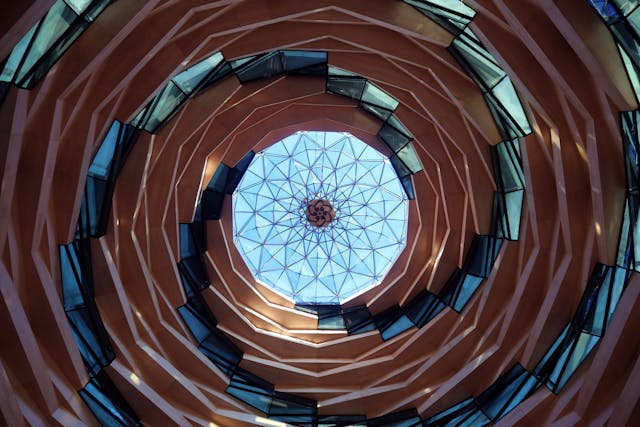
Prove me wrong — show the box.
[233,131,409,304]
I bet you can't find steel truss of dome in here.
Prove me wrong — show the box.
[232,130,409,305]
[1,0,640,426]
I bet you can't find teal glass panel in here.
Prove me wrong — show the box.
[172,51,224,94]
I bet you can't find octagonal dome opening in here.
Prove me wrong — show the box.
[232,131,409,305]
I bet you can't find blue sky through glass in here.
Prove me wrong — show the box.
[232,131,408,304]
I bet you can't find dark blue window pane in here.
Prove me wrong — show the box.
[343,306,376,335]
[404,290,446,327]
[463,235,502,278]
[534,324,600,393]
[1,0,112,89]
[281,50,328,75]
[78,121,138,239]
[234,52,283,83]
[226,151,255,194]
[374,306,415,340]
[476,364,540,422]
[202,163,230,220]
[423,397,490,427]
[317,414,367,426]
[367,409,422,427]
[226,368,275,413]
[79,370,140,427]
[59,240,114,376]
[179,221,206,258]
[131,81,187,133]
[327,76,367,100]
[269,390,317,425]
[173,51,225,94]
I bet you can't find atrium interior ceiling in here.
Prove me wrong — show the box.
[1,0,640,426]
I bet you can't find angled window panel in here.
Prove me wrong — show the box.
[225,151,256,195]
[438,267,484,312]
[177,256,210,295]
[234,51,283,83]
[401,174,416,200]
[1,0,112,89]
[367,409,422,427]
[397,143,423,173]
[194,60,233,96]
[66,306,115,376]
[573,263,631,337]
[269,391,317,425]
[226,368,275,413]
[361,82,399,111]
[491,139,524,193]
[295,304,346,329]
[77,120,139,239]
[327,76,367,99]
[449,29,506,90]
[342,305,376,335]
[534,323,601,394]
[177,294,218,344]
[423,397,491,427]
[403,0,476,35]
[60,239,94,309]
[317,414,367,426]
[617,191,640,270]
[230,55,258,70]
[609,19,640,69]
[387,114,414,139]
[374,305,415,340]
[88,121,138,180]
[491,190,524,241]
[620,42,640,99]
[379,122,412,152]
[318,306,346,330]
[589,0,621,21]
[132,81,188,133]
[360,101,394,121]
[79,370,141,427]
[281,50,328,76]
[1,26,37,83]
[60,240,115,376]
[449,28,531,140]
[463,234,503,278]
[328,65,357,77]
[18,10,88,89]
[172,51,225,94]
[179,222,206,258]
[487,78,531,139]
[202,163,230,220]
[403,289,446,328]
[78,175,109,238]
[476,363,540,423]
[622,111,640,192]
[390,154,411,178]
[199,329,243,377]
[318,313,346,329]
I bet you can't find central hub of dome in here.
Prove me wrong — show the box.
[232,131,409,304]
[305,199,335,227]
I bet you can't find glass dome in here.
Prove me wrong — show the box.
[232,131,409,304]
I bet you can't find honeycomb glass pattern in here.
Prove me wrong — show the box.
[232,131,409,304]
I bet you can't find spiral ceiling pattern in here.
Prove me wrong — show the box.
[1,1,640,426]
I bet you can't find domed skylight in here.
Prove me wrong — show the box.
[232,131,409,304]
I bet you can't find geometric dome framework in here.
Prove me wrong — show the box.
[233,130,409,305]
